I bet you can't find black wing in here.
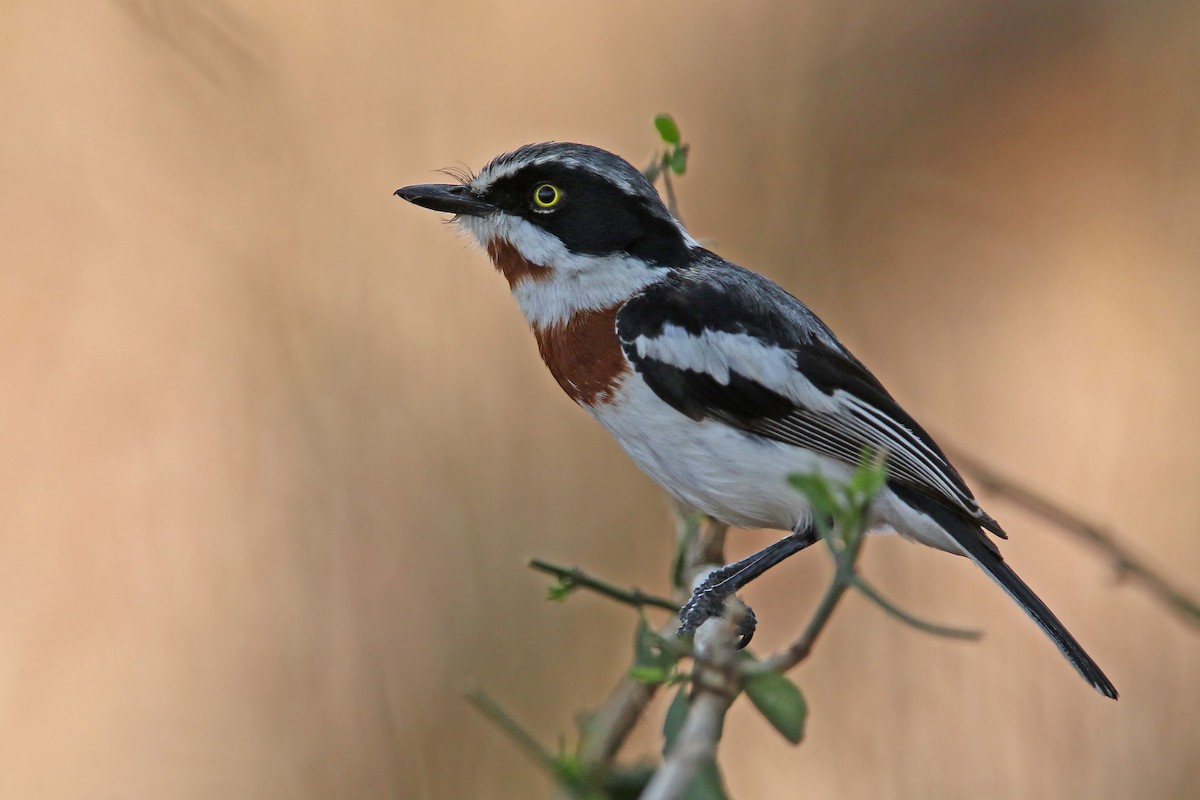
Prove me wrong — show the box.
[616,257,1004,537]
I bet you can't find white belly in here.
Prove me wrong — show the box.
[587,377,856,531]
[585,374,970,557]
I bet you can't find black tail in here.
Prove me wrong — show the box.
[894,487,1118,699]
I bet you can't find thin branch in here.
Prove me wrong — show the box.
[850,575,982,640]
[754,520,870,674]
[466,688,557,775]
[671,497,729,587]
[529,559,679,612]
[659,162,681,220]
[754,559,857,675]
[644,154,682,222]
[950,451,1200,627]
[643,158,662,184]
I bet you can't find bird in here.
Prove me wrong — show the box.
[395,141,1117,699]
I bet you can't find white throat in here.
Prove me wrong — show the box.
[457,212,669,328]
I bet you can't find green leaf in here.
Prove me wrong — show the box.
[848,454,887,500]
[551,753,589,790]
[743,670,807,744]
[629,665,673,684]
[546,575,576,602]
[631,615,679,684]
[788,473,838,519]
[685,760,729,800]
[662,686,689,753]
[633,615,655,665]
[671,514,700,589]
[603,763,657,799]
[670,146,689,175]
[654,113,682,145]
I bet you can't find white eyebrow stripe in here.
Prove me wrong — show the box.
[474,152,645,197]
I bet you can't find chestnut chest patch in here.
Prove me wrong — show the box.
[533,305,630,407]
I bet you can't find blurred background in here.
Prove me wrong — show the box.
[2,0,1199,797]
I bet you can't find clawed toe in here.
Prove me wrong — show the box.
[734,606,757,648]
[677,575,758,647]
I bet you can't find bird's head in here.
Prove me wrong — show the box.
[396,143,695,327]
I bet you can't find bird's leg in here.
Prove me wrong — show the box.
[678,524,819,647]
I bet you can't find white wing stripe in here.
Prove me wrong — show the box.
[633,326,840,413]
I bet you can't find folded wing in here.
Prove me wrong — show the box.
[616,259,1004,538]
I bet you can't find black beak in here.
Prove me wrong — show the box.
[394,183,495,216]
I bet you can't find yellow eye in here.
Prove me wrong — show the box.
[533,183,562,209]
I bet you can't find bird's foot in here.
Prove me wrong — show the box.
[678,569,758,648]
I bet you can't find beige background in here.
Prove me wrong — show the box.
[2,1,1199,797]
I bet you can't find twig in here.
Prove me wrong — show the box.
[950,451,1200,627]
[671,498,729,587]
[466,688,556,774]
[529,559,679,612]
[643,152,683,223]
[755,518,870,674]
[643,158,662,184]
[754,557,858,674]
[850,575,982,640]
[659,165,680,220]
